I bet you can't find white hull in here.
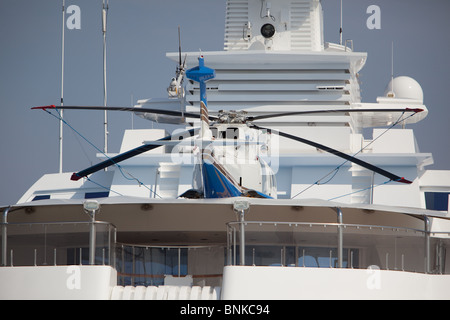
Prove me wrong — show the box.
[221,266,450,300]
[2,265,450,300]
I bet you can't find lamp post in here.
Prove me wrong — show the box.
[84,200,100,265]
[233,200,250,266]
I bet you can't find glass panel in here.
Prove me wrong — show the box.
[115,245,223,287]
[226,221,450,275]
[0,222,115,267]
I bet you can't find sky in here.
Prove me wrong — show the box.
[0,0,449,206]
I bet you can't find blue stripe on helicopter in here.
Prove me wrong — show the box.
[202,162,242,198]
[202,162,272,199]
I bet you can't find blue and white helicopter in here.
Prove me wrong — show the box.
[34,56,420,199]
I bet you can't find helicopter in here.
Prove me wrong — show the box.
[33,55,423,199]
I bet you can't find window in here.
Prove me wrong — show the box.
[117,247,188,286]
[32,195,50,201]
[425,192,450,211]
[85,192,109,199]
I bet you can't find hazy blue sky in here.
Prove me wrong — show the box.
[0,0,449,205]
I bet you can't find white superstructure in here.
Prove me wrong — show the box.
[1,0,450,300]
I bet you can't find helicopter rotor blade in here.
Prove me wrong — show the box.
[70,127,199,181]
[32,105,218,121]
[251,124,412,184]
[247,108,424,122]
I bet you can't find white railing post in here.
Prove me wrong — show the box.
[424,216,431,274]
[1,207,10,266]
[335,207,343,268]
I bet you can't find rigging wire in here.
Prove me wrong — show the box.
[327,179,393,202]
[86,176,123,197]
[64,111,94,166]
[43,107,162,198]
[291,110,418,200]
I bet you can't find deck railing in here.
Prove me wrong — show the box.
[0,221,116,267]
[3,218,450,279]
[226,220,450,274]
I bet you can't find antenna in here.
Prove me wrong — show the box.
[168,26,187,98]
[339,0,343,45]
[131,93,134,130]
[102,0,109,156]
[391,41,394,94]
[59,0,65,174]
[178,26,182,67]
[386,41,395,98]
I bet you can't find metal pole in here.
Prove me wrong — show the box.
[102,0,109,157]
[233,200,249,266]
[370,172,375,204]
[336,207,343,268]
[233,227,236,265]
[339,0,343,45]
[424,216,430,274]
[89,210,96,265]
[59,0,65,174]
[239,210,245,266]
[178,247,181,277]
[107,226,110,266]
[227,227,231,265]
[1,207,10,266]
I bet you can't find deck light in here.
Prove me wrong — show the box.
[83,200,100,213]
[233,200,250,212]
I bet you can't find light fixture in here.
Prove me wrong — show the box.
[83,199,100,213]
[261,23,275,38]
[233,200,250,212]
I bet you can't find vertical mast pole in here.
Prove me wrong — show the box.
[339,0,343,45]
[391,41,395,94]
[102,0,109,156]
[59,0,65,174]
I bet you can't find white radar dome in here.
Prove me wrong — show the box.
[384,76,423,102]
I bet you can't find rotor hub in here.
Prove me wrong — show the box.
[217,110,248,124]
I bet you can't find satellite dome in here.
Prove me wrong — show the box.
[384,76,423,102]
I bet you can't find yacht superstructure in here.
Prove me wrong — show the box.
[1,0,450,300]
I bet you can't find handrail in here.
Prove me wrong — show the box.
[116,243,220,250]
[1,221,116,267]
[226,220,450,274]
[0,220,115,227]
[226,221,428,235]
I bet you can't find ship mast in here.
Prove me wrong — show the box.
[59,0,65,173]
[102,0,109,156]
